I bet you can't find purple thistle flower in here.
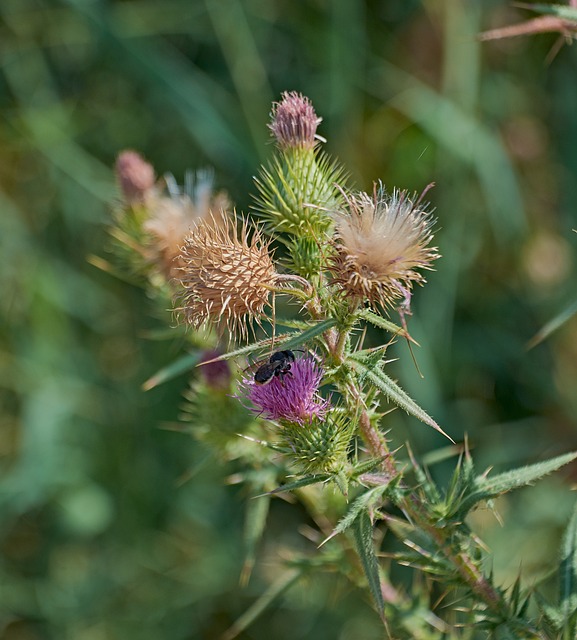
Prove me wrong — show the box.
[238,356,329,425]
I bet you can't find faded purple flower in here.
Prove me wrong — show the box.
[198,350,231,390]
[238,356,329,424]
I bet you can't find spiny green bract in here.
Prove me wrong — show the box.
[180,380,254,456]
[253,149,347,238]
[278,412,355,476]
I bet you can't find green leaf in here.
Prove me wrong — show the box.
[353,511,385,621]
[385,516,440,563]
[348,354,453,442]
[559,501,577,625]
[142,350,202,390]
[527,297,577,349]
[460,451,577,516]
[222,568,302,640]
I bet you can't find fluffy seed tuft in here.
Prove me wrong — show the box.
[330,186,440,311]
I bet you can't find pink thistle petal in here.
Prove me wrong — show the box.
[237,357,329,425]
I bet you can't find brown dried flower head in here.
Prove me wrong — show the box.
[176,215,278,340]
[115,150,156,205]
[268,91,323,150]
[330,186,440,311]
[143,172,230,279]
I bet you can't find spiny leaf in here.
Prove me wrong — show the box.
[348,354,453,442]
[357,308,417,343]
[459,451,577,516]
[350,456,389,479]
[405,444,441,503]
[198,319,336,367]
[353,511,385,621]
[267,474,331,494]
[271,318,337,353]
[324,481,395,543]
[198,336,288,365]
[559,501,577,625]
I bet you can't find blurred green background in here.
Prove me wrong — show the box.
[2,1,577,638]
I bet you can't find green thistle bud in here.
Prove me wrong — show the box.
[253,94,348,275]
[279,413,354,476]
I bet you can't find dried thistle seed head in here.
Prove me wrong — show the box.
[115,150,156,205]
[143,171,230,278]
[176,216,278,340]
[268,91,323,150]
[144,196,229,279]
[330,187,440,311]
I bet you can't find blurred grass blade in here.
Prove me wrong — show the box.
[349,355,453,442]
[527,297,577,349]
[222,568,302,640]
[240,492,270,587]
[142,351,201,390]
[353,511,385,622]
[559,501,577,623]
[369,61,526,241]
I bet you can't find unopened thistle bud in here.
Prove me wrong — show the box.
[254,94,346,245]
[238,356,329,425]
[115,150,155,205]
[198,349,232,390]
[176,216,278,340]
[330,186,440,312]
[268,91,323,150]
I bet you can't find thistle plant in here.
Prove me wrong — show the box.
[105,92,577,639]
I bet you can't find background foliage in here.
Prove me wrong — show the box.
[1,1,577,638]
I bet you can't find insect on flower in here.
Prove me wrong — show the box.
[253,350,301,385]
[237,352,328,424]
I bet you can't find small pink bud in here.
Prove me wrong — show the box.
[115,150,155,204]
[268,92,323,150]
